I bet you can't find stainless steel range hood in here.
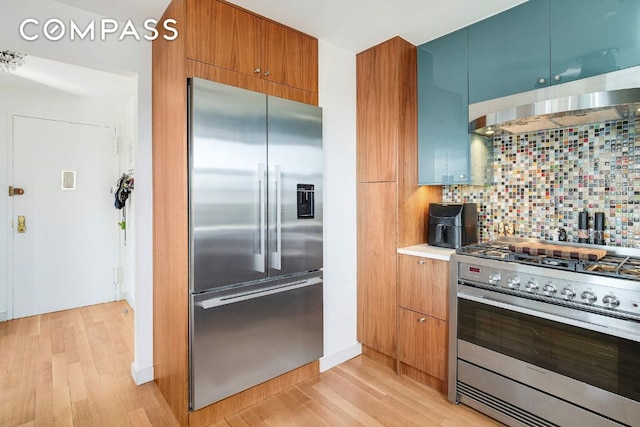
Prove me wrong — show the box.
[469,66,640,135]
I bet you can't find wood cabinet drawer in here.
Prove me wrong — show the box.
[398,308,448,381]
[398,254,449,321]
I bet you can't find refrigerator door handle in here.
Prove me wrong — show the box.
[194,276,322,309]
[255,163,266,273]
[271,165,282,270]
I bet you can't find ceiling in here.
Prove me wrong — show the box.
[52,0,528,53]
[0,54,135,103]
[2,0,527,98]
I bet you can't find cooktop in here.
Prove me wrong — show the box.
[456,238,640,281]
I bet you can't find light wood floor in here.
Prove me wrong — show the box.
[211,357,503,427]
[0,300,178,426]
[0,301,502,426]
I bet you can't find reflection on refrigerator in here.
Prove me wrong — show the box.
[188,78,323,410]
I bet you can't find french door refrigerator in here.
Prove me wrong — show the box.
[188,78,323,410]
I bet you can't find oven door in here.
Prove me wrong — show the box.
[453,285,640,427]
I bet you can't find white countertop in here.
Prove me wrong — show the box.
[397,244,455,261]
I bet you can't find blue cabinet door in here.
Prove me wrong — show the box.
[550,0,640,85]
[468,0,550,104]
[418,29,469,185]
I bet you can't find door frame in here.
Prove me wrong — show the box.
[6,112,121,320]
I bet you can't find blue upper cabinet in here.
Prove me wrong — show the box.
[418,29,470,185]
[418,0,640,185]
[468,0,550,104]
[550,0,640,85]
[468,0,640,104]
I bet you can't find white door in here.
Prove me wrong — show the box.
[10,116,118,319]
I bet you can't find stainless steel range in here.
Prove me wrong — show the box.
[449,237,640,427]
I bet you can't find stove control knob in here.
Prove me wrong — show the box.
[561,288,576,300]
[506,276,520,290]
[525,281,539,293]
[581,291,598,304]
[488,273,501,286]
[602,295,620,308]
[543,283,557,296]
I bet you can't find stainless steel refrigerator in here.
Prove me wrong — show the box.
[188,78,323,410]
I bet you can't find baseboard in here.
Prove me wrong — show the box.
[319,342,362,372]
[399,361,448,394]
[361,345,397,371]
[131,361,154,385]
[119,291,135,309]
[0,311,6,322]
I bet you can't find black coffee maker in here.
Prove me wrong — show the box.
[427,203,478,249]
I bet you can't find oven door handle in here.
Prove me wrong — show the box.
[458,291,640,343]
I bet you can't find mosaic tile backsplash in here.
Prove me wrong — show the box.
[444,118,640,248]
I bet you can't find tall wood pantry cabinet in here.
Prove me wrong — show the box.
[152,0,318,425]
[356,37,442,369]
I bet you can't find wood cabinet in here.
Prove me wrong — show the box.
[356,40,401,183]
[356,37,442,369]
[398,308,448,381]
[186,0,318,93]
[186,0,260,77]
[357,37,437,367]
[397,254,450,393]
[398,255,449,321]
[357,182,398,358]
[153,0,319,425]
[262,21,318,93]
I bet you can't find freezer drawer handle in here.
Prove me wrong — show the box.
[195,277,322,309]
[255,163,266,273]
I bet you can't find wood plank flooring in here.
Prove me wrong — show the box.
[0,300,178,426]
[0,301,502,426]
[211,356,503,427]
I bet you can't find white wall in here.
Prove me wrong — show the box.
[318,40,361,371]
[118,94,138,307]
[1,0,154,384]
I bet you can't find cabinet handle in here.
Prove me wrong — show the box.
[264,71,270,77]
[254,68,261,73]
[554,75,561,82]
[418,259,426,265]
[418,317,426,322]
[538,78,546,84]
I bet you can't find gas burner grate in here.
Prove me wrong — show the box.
[483,250,511,259]
[509,252,578,271]
[458,240,640,281]
[579,255,640,280]
[456,242,512,259]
